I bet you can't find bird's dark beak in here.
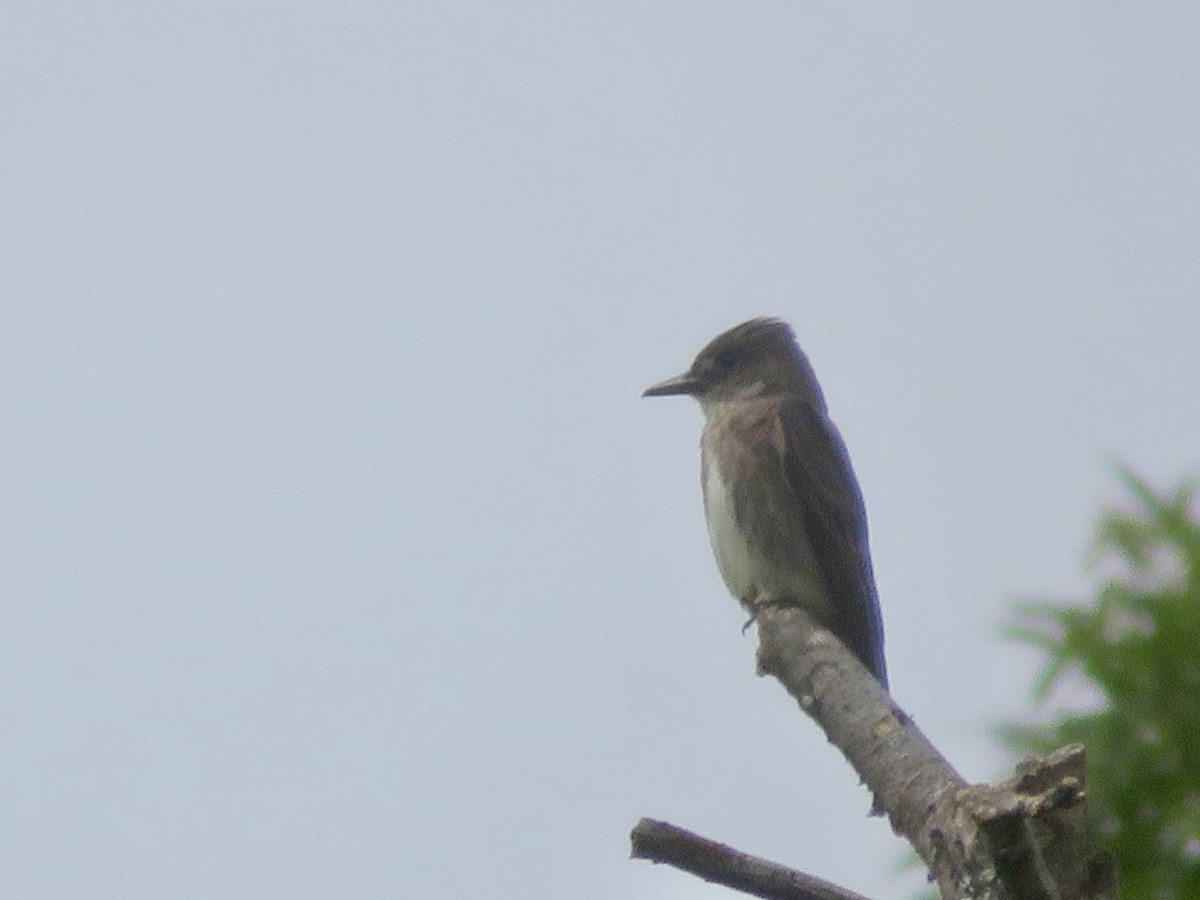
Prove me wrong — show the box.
[642,372,700,398]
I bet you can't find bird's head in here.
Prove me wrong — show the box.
[643,317,826,412]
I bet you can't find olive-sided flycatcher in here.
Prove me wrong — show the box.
[643,317,887,688]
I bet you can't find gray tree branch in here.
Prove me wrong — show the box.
[630,818,869,900]
[631,605,1116,899]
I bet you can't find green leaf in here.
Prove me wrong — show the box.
[999,468,1200,898]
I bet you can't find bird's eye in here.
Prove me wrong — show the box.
[714,349,740,369]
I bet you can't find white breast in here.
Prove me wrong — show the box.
[700,434,829,616]
[702,454,760,602]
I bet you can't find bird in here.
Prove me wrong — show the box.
[643,317,887,688]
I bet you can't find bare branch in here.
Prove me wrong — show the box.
[631,604,1116,898]
[753,605,971,895]
[630,818,869,900]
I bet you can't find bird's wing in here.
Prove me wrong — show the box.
[777,396,887,688]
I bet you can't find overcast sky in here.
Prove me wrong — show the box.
[3,3,1199,898]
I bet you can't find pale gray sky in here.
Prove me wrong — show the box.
[3,3,1198,898]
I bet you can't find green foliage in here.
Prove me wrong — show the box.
[1001,469,1200,898]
